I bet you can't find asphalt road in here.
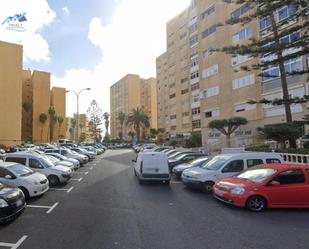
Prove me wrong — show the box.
[1,149,309,249]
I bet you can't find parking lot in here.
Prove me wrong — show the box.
[1,149,309,249]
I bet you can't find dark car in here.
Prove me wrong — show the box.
[168,153,208,172]
[0,182,26,223]
[172,156,211,178]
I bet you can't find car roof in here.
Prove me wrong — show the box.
[0,161,20,167]
[256,163,309,171]
[216,152,281,159]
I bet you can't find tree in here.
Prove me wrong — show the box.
[39,113,48,143]
[208,117,248,147]
[185,132,202,148]
[79,132,86,142]
[57,116,64,139]
[117,112,126,141]
[22,100,33,142]
[126,107,150,142]
[220,1,309,123]
[103,112,110,138]
[128,131,136,140]
[48,106,56,142]
[87,100,103,141]
[157,128,166,144]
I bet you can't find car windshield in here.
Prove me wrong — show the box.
[40,157,54,168]
[189,157,208,166]
[8,164,33,177]
[47,156,59,163]
[174,153,191,160]
[236,168,277,183]
[202,157,226,171]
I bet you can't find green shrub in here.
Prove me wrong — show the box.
[245,145,272,152]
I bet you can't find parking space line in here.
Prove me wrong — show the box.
[89,166,93,170]
[0,235,28,249]
[170,181,182,184]
[46,202,59,214]
[74,171,88,175]
[70,177,83,182]
[27,202,59,214]
[49,186,74,193]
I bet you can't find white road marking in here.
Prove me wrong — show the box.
[27,202,59,214]
[49,186,74,193]
[90,166,94,170]
[70,177,83,182]
[85,172,89,175]
[170,181,182,184]
[67,186,74,193]
[0,235,28,249]
[74,171,88,175]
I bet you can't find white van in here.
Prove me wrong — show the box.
[182,152,283,192]
[133,152,170,184]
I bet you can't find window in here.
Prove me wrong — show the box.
[5,157,26,165]
[192,107,200,115]
[231,3,251,19]
[202,65,219,78]
[29,159,44,169]
[181,77,188,83]
[201,86,219,99]
[191,71,199,80]
[222,160,244,173]
[0,168,13,178]
[190,35,198,47]
[180,32,187,40]
[170,126,177,130]
[273,170,305,185]
[266,158,281,164]
[201,5,215,19]
[182,112,189,117]
[232,27,252,43]
[181,89,189,95]
[169,93,176,99]
[189,23,197,34]
[190,54,199,68]
[201,25,217,39]
[205,109,220,118]
[191,83,199,91]
[192,120,201,129]
[234,103,256,113]
[232,54,252,66]
[247,159,263,168]
[170,115,176,119]
[169,83,175,88]
[232,74,255,89]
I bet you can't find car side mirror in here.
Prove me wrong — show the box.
[268,180,280,186]
[5,175,12,179]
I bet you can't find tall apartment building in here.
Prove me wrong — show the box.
[157,0,309,149]
[51,87,66,139]
[0,41,23,146]
[110,74,158,139]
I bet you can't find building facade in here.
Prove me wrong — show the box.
[157,0,309,149]
[51,87,66,140]
[110,74,158,139]
[0,41,23,146]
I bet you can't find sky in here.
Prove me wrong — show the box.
[0,0,191,126]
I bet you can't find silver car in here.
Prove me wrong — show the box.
[46,153,80,170]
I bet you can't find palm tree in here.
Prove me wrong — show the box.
[39,113,48,143]
[22,100,33,141]
[103,112,110,137]
[57,116,64,139]
[126,107,150,142]
[71,118,77,140]
[117,112,126,141]
[48,106,56,142]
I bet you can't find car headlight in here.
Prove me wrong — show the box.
[0,198,8,208]
[230,187,246,195]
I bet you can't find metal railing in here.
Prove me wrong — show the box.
[280,153,309,165]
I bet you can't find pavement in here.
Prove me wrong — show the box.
[0,149,309,249]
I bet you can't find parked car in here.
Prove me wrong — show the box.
[45,153,80,170]
[44,149,88,165]
[168,153,208,172]
[0,182,26,223]
[213,164,309,212]
[172,156,211,178]
[71,148,95,161]
[4,153,73,186]
[46,155,75,171]
[133,152,170,184]
[0,162,49,199]
[168,151,194,160]
[182,153,283,192]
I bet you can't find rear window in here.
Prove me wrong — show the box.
[6,157,26,165]
[247,159,263,168]
[266,158,281,164]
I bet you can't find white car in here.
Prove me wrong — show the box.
[46,155,75,171]
[0,162,49,199]
[182,152,283,192]
[46,153,80,170]
[5,153,73,186]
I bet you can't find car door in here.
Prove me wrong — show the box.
[28,158,45,174]
[220,160,245,180]
[0,167,16,187]
[266,169,308,206]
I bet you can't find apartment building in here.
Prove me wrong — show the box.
[0,41,23,146]
[110,74,158,139]
[157,0,309,149]
[51,87,66,140]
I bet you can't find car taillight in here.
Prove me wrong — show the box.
[140,161,143,174]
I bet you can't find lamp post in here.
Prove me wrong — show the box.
[66,88,91,143]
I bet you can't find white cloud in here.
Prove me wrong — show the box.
[62,6,70,15]
[53,0,190,119]
[0,0,56,62]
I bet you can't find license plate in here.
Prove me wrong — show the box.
[16,200,23,207]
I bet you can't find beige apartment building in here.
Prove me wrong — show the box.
[157,0,309,149]
[51,87,66,140]
[110,74,158,139]
[0,41,23,146]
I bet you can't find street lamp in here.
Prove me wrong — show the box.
[66,88,91,143]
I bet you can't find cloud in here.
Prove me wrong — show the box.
[52,0,190,120]
[62,6,70,15]
[0,0,56,62]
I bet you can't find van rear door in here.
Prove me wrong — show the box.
[142,154,168,174]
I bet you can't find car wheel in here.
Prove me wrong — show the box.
[163,180,170,185]
[19,187,30,200]
[48,175,60,186]
[203,181,214,193]
[246,196,267,212]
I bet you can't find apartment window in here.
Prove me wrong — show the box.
[190,35,198,47]
[182,123,191,129]
[234,103,256,112]
[170,115,176,119]
[191,83,199,91]
[181,77,188,83]
[232,27,252,43]
[182,112,190,117]
[169,83,176,88]
[201,5,215,19]
[192,94,200,103]
[192,120,201,129]
[192,107,201,115]
[191,71,199,80]
[232,74,255,89]
[231,3,251,19]
[201,25,217,39]
[169,93,176,99]
[170,126,177,131]
[189,23,198,34]
[181,89,189,95]
[231,54,252,66]
[205,109,220,118]
[190,54,199,68]
[202,65,219,78]
[201,86,219,99]
[180,32,187,40]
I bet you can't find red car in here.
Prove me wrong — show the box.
[213,164,309,212]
